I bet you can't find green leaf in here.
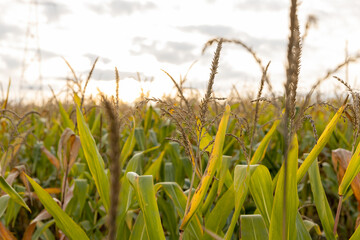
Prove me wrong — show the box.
[76,105,110,212]
[217,155,231,195]
[201,178,219,215]
[135,128,146,151]
[59,102,75,131]
[25,174,89,240]
[303,219,322,236]
[65,179,88,220]
[203,186,235,240]
[350,221,360,240]
[32,220,55,240]
[295,212,312,240]
[269,135,298,240]
[129,211,148,240]
[117,151,143,239]
[120,119,136,164]
[117,146,159,234]
[164,162,175,182]
[241,215,268,240]
[127,172,165,240]
[90,111,101,135]
[144,106,153,134]
[0,195,10,218]
[144,150,165,179]
[308,159,336,240]
[0,176,30,212]
[224,164,258,240]
[158,197,178,240]
[250,120,280,164]
[155,182,203,239]
[5,195,21,226]
[0,132,28,174]
[166,142,185,187]
[338,141,360,196]
[249,165,273,228]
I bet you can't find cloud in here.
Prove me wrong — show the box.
[236,0,287,11]
[41,2,71,23]
[199,32,286,61]
[83,53,112,64]
[0,22,22,40]
[179,25,236,37]
[89,0,156,16]
[218,65,253,81]
[41,49,59,60]
[0,54,21,70]
[109,0,156,15]
[88,68,138,81]
[131,38,197,64]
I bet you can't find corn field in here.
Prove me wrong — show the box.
[2,0,360,239]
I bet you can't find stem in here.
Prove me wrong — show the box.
[185,170,196,214]
[61,166,69,205]
[333,195,343,235]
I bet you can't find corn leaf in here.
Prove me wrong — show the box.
[135,128,146,151]
[155,182,203,239]
[201,178,219,215]
[120,119,136,164]
[129,211,148,240]
[217,155,231,195]
[0,131,28,175]
[76,105,110,212]
[144,106,153,134]
[157,197,178,239]
[127,172,165,240]
[296,212,312,240]
[338,141,360,196]
[166,142,186,187]
[308,158,336,240]
[25,174,89,240]
[203,186,235,240]
[269,135,298,240]
[249,165,273,228]
[297,101,347,183]
[31,220,55,240]
[0,195,10,218]
[196,118,214,152]
[224,164,258,240]
[58,102,74,131]
[117,151,144,239]
[180,104,230,230]
[350,222,360,240]
[241,214,268,240]
[0,176,30,212]
[250,120,280,164]
[303,219,322,236]
[144,150,165,179]
[73,93,81,107]
[332,149,360,207]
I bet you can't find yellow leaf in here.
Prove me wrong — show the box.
[180,104,230,230]
[297,98,347,183]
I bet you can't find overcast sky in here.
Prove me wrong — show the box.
[1,0,360,102]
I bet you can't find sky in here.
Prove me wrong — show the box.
[1,0,360,103]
